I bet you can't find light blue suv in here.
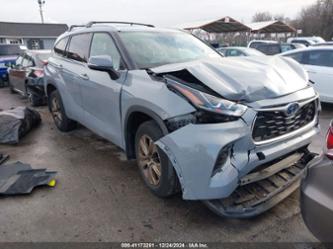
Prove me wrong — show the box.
[45,22,321,218]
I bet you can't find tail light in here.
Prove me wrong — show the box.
[326,121,333,160]
[34,69,44,78]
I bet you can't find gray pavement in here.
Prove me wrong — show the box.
[0,87,332,242]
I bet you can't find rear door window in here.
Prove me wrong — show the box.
[67,33,92,63]
[54,37,69,56]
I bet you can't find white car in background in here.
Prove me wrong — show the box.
[287,36,325,47]
[281,46,333,103]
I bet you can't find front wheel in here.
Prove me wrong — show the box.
[48,90,76,132]
[135,120,179,197]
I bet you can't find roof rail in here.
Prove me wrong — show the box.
[68,25,86,31]
[85,21,155,28]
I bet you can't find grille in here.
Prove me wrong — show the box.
[253,101,316,143]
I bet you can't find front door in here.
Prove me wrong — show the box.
[80,32,127,147]
[303,50,333,103]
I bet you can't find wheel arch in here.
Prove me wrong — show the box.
[124,106,169,160]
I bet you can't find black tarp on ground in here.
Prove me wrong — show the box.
[0,107,41,144]
[0,162,56,195]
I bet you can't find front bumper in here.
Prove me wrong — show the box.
[301,156,333,242]
[205,152,318,218]
[157,114,319,201]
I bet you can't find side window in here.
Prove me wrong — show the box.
[281,44,292,53]
[67,33,92,63]
[285,52,304,64]
[90,33,123,70]
[307,50,333,67]
[229,49,241,57]
[54,37,69,56]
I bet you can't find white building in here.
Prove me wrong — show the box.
[0,21,68,50]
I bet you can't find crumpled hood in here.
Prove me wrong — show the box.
[151,56,309,103]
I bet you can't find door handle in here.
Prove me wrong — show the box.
[79,73,89,80]
[307,71,316,74]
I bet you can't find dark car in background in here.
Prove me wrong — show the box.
[248,40,302,55]
[0,44,25,87]
[217,47,265,57]
[301,120,333,242]
[8,50,51,106]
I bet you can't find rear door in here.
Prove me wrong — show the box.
[80,32,127,147]
[55,34,92,122]
[303,50,333,102]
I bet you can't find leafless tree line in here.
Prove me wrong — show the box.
[252,0,333,40]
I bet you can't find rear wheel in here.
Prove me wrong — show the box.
[135,120,179,197]
[48,90,76,132]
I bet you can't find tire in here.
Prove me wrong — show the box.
[135,120,179,197]
[29,93,44,107]
[48,90,76,132]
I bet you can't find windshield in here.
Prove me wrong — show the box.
[119,31,221,68]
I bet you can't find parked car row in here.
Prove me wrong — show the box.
[248,40,305,55]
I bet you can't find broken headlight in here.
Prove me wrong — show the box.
[168,81,247,117]
[165,81,247,132]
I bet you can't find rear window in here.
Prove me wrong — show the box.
[256,44,281,55]
[67,33,92,63]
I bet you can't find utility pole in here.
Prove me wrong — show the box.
[37,0,46,23]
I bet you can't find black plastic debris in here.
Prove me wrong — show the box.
[0,162,56,195]
[0,153,9,165]
[0,107,41,144]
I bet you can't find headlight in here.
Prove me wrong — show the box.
[167,80,247,117]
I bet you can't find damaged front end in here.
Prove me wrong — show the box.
[150,63,321,218]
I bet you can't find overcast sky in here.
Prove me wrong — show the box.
[0,0,317,27]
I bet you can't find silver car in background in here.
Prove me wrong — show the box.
[45,22,321,218]
[301,121,333,242]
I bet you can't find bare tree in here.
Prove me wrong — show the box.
[252,12,273,22]
[295,0,333,40]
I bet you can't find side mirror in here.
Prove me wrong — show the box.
[88,55,120,80]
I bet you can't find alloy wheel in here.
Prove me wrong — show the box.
[137,135,162,186]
